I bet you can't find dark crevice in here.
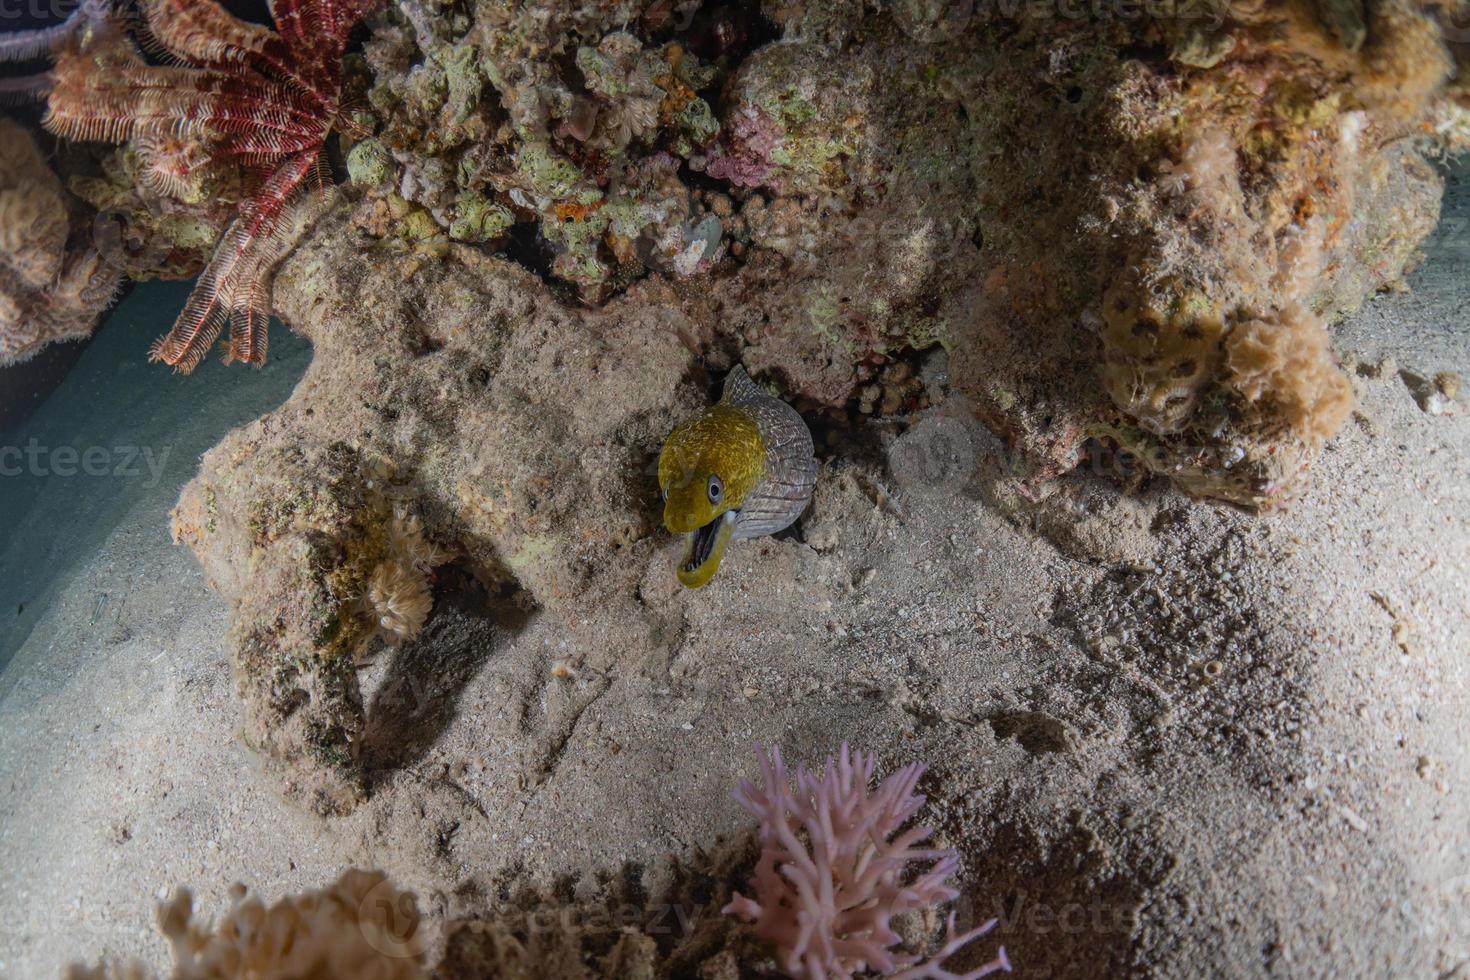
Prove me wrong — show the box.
[675,0,782,64]
[496,221,555,281]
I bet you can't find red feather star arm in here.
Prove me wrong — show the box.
[42,0,380,371]
[148,150,320,372]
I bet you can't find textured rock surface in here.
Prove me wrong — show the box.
[171,202,698,809]
[0,119,119,365]
[1,183,1467,975]
[64,142,240,284]
[4,229,1466,974]
[164,0,1470,805]
[328,0,1467,508]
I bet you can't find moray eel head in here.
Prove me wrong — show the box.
[658,403,765,588]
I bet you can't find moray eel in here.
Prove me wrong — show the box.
[658,366,818,588]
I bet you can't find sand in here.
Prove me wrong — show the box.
[0,168,1466,977]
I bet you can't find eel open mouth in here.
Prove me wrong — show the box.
[677,510,737,589]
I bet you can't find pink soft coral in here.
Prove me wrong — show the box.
[723,744,1011,980]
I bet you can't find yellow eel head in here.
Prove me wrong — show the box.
[657,403,765,588]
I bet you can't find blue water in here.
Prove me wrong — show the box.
[0,280,311,673]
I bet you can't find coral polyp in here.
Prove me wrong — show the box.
[42,0,378,371]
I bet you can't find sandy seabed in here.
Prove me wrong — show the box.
[0,171,1467,977]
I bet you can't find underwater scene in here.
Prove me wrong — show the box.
[1,0,1468,976]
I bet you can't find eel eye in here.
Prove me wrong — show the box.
[707,474,723,503]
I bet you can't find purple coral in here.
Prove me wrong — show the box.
[723,744,1011,980]
[701,105,782,189]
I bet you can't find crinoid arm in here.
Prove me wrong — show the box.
[0,0,113,104]
[149,150,319,372]
[271,0,378,64]
[135,134,211,199]
[0,0,111,64]
[41,0,376,372]
[0,74,54,104]
[140,0,279,66]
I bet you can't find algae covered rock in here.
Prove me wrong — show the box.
[171,204,694,809]
[693,40,877,197]
[354,0,729,300]
[66,141,240,283]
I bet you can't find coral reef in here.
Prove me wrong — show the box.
[162,0,1467,805]
[65,142,243,284]
[43,0,379,370]
[724,744,1009,980]
[691,41,876,198]
[350,1,733,301]
[62,745,1008,979]
[14,0,1464,491]
[168,213,693,809]
[340,0,1463,503]
[0,118,118,365]
[1079,2,1456,503]
[68,866,732,980]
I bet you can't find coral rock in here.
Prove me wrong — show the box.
[1225,305,1355,445]
[0,119,119,366]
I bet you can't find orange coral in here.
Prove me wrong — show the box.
[1101,279,1228,436]
[364,505,446,642]
[68,870,428,980]
[1226,305,1354,444]
[366,560,433,640]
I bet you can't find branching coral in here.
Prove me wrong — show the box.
[724,744,1010,980]
[43,0,378,371]
[0,118,119,365]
